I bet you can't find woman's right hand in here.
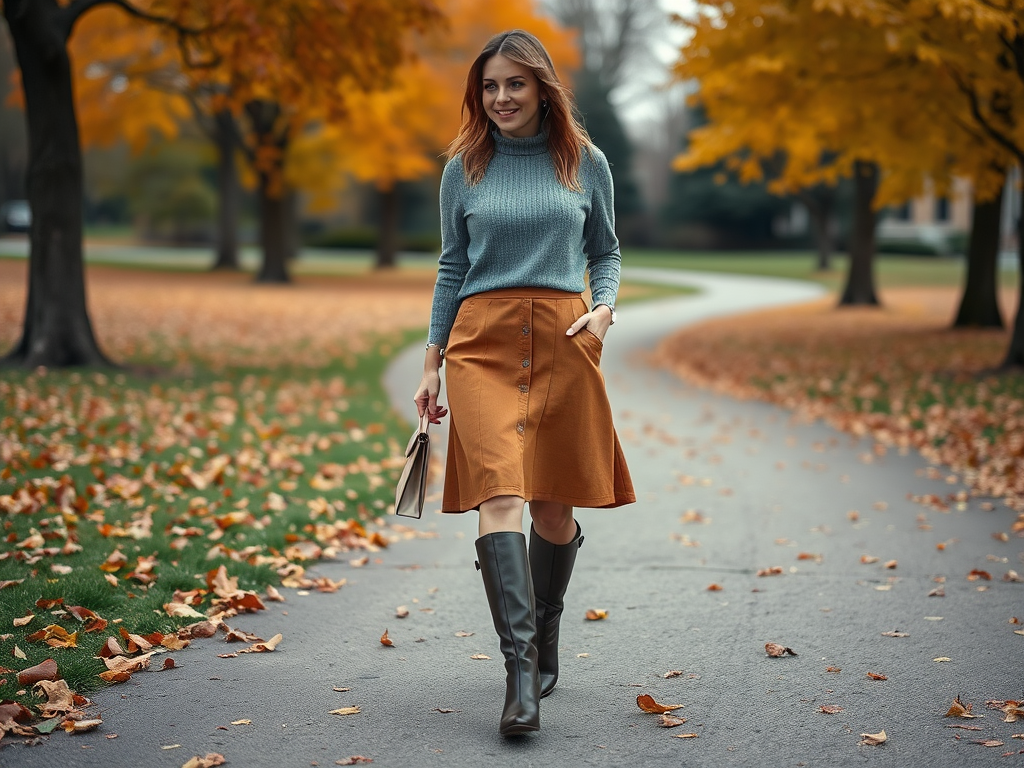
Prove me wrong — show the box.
[414,371,448,424]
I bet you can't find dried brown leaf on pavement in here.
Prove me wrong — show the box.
[658,714,688,727]
[663,670,684,678]
[765,643,797,657]
[861,555,879,564]
[395,606,409,619]
[859,730,887,746]
[33,680,75,717]
[945,695,982,718]
[330,706,361,716]
[469,654,491,660]
[672,732,699,739]
[975,739,1004,747]
[380,629,394,647]
[866,672,887,680]
[181,754,226,768]
[967,569,992,581]
[336,757,374,765]
[820,705,843,714]
[706,583,723,591]
[756,566,784,577]
[238,633,282,653]
[881,631,909,638]
[585,609,608,620]
[637,694,684,714]
[63,718,102,734]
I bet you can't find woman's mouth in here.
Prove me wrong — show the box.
[495,108,518,117]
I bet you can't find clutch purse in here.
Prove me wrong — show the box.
[394,413,430,518]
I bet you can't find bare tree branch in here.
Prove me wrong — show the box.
[950,67,1024,165]
[58,0,208,41]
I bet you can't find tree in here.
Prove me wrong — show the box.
[1,0,444,369]
[324,0,578,268]
[669,0,1010,307]
[830,0,1023,365]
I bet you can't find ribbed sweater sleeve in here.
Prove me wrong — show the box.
[582,149,621,310]
[428,158,470,346]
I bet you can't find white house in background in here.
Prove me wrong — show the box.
[877,170,1021,255]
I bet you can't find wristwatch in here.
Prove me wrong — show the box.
[426,342,445,359]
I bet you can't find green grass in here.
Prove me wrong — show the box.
[622,249,1020,291]
[0,329,420,711]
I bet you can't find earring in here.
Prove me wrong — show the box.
[541,99,548,108]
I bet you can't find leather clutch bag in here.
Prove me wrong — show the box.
[394,413,430,518]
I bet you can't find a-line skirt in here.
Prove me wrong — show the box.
[441,287,635,513]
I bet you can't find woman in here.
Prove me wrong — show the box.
[414,29,635,736]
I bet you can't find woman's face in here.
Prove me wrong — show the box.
[481,54,544,139]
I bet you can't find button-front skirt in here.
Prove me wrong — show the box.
[441,287,635,513]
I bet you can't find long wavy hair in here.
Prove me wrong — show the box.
[447,30,591,192]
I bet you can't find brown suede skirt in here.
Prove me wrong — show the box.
[441,287,635,513]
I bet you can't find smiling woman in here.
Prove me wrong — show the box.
[412,29,635,737]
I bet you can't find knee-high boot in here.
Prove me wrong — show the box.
[475,532,541,735]
[529,522,583,697]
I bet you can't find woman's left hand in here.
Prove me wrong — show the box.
[565,304,613,342]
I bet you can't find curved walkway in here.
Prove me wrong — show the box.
[12,270,1020,768]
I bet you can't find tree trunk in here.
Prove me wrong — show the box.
[999,204,1024,369]
[375,186,399,269]
[953,186,1004,329]
[798,187,835,272]
[211,108,240,271]
[839,160,880,306]
[255,171,292,283]
[1,0,111,368]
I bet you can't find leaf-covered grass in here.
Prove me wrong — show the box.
[655,287,1024,509]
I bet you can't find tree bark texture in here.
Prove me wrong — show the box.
[1,0,111,368]
[246,100,292,283]
[1000,209,1024,369]
[839,160,880,307]
[211,108,240,271]
[953,186,1004,329]
[255,172,292,283]
[375,187,399,269]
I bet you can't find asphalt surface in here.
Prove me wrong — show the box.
[5,268,1022,768]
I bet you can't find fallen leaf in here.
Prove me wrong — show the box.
[825,666,841,673]
[454,631,474,637]
[161,658,176,670]
[33,679,75,717]
[975,739,1004,747]
[380,629,393,647]
[945,695,981,718]
[336,758,373,765]
[663,670,684,678]
[859,729,887,746]
[395,606,409,619]
[658,714,688,727]
[967,569,992,581]
[884,560,898,569]
[181,754,226,768]
[17,658,59,685]
[860,555,879,564]
[63,718,102,733]
[432,708,458,714]
[637,694,684,713]
[933,657,952,663]
[706,583,723,591]
[881,631,909,638]
[756,566,784,577]
[820,705,843,714]
[265,586,285,602]
[866,672,887,680]
[13,614,34,628]
[25,624,77,648]
[765,642,797,657]
[231,719,251,725]
[469,654,491,660]
[238,633,282,653]
[672,733,699,739]
[928,588,945,597]
[945,724,983,731]
[585,609,608,621]
[13,645,27,660]
[1004,570,1022,582]
[330,706,361,716]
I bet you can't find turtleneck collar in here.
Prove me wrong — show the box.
[492,129,548,156]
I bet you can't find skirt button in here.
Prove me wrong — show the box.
[522,359,530,368]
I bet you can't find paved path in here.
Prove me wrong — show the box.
[7,270,1022,768]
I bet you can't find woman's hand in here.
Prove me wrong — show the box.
[414,370,448,424]
[565,303,613,342]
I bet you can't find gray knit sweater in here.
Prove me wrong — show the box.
[427,131,622,347]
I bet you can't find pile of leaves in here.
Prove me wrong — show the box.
[655,287,1024,510]
[0,263,438,740]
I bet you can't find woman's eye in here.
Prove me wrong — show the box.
[511,81,524,88]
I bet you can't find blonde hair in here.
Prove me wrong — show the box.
[446,29,591,191]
